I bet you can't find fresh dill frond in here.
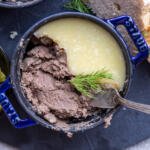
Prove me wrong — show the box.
[64,0,94,14]
[70,70,113,97]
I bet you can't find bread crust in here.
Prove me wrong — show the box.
[89,0,145,52]
[89,0,144,30]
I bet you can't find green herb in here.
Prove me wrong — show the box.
[142,30,148,37]
[142,28,150,36]
[0,69,6,83]
[70,70,112,97]
[64,0,94,14]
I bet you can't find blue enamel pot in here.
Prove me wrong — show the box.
[0,12,149,133]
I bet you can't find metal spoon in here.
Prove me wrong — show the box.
[90,89,150,114]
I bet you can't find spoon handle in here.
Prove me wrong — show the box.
[119,98,150,114]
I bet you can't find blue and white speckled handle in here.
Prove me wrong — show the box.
[107,16,149,65]
[0,78,36,128]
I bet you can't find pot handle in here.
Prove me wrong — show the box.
[107,16,149,65]
[0,78,36,128]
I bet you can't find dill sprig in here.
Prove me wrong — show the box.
[70,70,112,97]
[64,0,94,14]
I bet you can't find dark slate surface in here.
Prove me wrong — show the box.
[0,0,150,149]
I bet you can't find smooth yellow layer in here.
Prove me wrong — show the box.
[35,18,126,89]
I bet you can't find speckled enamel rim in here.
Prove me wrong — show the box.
[11,12,133,133]
[0,0,42,8]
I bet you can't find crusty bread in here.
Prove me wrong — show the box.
[143,2,150,28]
[89,0,144,30]
[88,0,150,56]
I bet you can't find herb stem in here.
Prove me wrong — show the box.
[70,70,113,97]
[64,0,94,14]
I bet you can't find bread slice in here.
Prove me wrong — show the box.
[89,0,145,29]
[88,0,150,58]
[143,1,150,29]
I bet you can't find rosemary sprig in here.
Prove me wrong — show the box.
[70,70,112,97]
[64,0,94,14]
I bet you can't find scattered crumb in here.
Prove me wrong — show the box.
[16,1,23,5]
[132,49,138,55]
[147,54,150,63]
[10,31,18,39]
[67,132,73,138]
[19,38,24,47]
[103,114,113,128]
[44,113,57,124]
[123,107,127,110]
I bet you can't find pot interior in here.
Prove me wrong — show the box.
[11,13,132,133]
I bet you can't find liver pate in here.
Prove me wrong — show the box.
[21,37,91,124]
